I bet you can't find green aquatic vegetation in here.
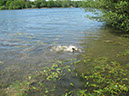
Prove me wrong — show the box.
[77,90,87,96]
[1,44,129,96]
[43,62,72,81]
[37,40,47,45]
[5,80,35,96]
[55,38,59,40]
[70,83,74,86]
[0,61,4,64]
[3,60,73,96]
[76,57,129,95]
[2,55,129,96]
[52,41,58,45]
[116,47,129,57]
[122,49,129,56]
[64,91,73,96]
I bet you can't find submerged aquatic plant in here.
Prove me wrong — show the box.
[3,60,73,96]
[75,57,129,96]
[1,45,129,96]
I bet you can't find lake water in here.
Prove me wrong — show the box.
[0,8,128,88]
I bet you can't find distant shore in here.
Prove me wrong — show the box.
[22,7,78,9]
[0,6,80,11]
[0,0,83,10]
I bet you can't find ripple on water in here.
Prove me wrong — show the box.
[0,8,103,85]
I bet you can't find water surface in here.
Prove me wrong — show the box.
[0,8,128,86]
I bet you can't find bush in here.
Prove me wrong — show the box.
[25,1,32,8]
[0,5,7,10]
[85,0,129,32]
[104,1,129,32]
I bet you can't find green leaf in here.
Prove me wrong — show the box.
[70,83,74,86]
[28,76,31,80]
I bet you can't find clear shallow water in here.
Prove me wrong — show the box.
[0,8,103,83]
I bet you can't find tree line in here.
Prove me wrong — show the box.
[0,0,85,10]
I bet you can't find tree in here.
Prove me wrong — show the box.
[40,1,47,7]
[55,0,62,7]
[61,0,71,7]
[85,0,129,32]
[25,1,32,8]
[0,0,5,6]
[6,1,11,7]
[47,0,55,8]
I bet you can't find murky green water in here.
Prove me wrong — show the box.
[77,27,129,74]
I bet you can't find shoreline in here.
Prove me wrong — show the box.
[0,7,80,11]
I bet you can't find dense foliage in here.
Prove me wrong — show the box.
[84,0,129,32]
[0,0,83,10]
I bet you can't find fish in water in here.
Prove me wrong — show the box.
[50,45,82,53]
